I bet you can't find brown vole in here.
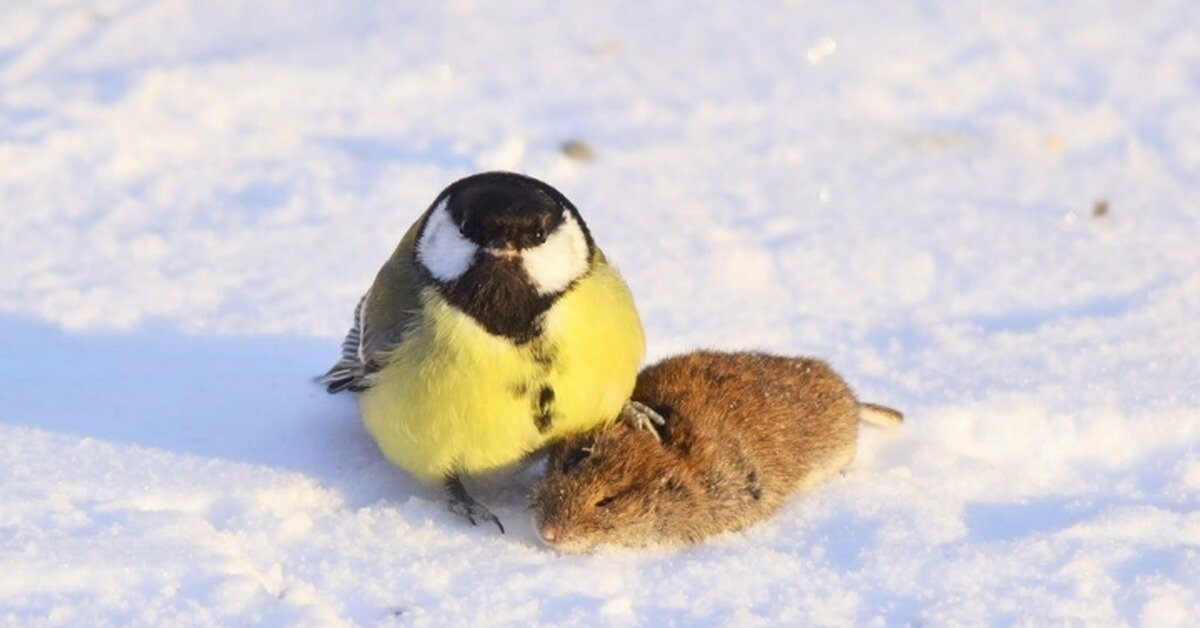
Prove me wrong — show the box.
[532,351,901,552]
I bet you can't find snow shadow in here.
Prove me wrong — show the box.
[964,498,1097,542]
[0,315,418,507]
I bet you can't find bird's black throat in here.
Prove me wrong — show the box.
[437,253,558,345]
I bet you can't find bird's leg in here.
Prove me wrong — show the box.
[444,476,505,534]
[620,400,666,441]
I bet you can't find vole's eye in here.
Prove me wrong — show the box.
[594,496,615,509]
[561,445,592,474]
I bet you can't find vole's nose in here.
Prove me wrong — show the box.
[538,524,561,545]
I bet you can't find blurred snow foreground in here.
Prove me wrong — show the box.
[2,0,1199,624]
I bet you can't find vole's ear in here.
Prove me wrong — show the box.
[559,440,594,474]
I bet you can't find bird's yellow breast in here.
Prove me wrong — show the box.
[358,261,644,483]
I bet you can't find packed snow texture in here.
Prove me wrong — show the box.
[3,1,1199,624]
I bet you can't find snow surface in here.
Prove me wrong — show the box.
[3,0,1199,624]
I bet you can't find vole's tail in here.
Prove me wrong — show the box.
[858,402,903,428]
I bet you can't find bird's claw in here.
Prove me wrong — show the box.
[621,400,666,441]
[444,477,505,534]
[448,501,505,534]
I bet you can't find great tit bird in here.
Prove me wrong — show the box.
[321,171,658,531]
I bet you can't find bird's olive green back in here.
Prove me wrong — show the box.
[361,208,433,363]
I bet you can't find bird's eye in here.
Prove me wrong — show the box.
[533,227,545,241]
[595,495,615,508]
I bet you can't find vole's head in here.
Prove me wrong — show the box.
[532,421,699,553]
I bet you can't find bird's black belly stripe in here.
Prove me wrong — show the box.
[436,254,558,345]
[534,385,555,433]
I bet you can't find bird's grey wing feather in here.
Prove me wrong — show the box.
[318,289,374,393]
[319,217,428,394]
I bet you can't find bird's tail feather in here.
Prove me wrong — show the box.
[316,361,366,394]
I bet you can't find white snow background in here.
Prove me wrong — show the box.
[2,1,1199,625]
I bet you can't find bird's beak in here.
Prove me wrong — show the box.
[487,244,521,259]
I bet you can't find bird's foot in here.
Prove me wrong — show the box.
[444,477,505,534]
[620,400,666,441]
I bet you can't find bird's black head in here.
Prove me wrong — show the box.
[415,172,598,343]
[444,172,591,253]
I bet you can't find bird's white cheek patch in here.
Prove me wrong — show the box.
[417,200,477,281]
[522,213,590,295]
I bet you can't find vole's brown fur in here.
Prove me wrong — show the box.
[532,351,901,552]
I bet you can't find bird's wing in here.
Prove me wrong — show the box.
[320,218,428,394]
[319,289,373,393]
